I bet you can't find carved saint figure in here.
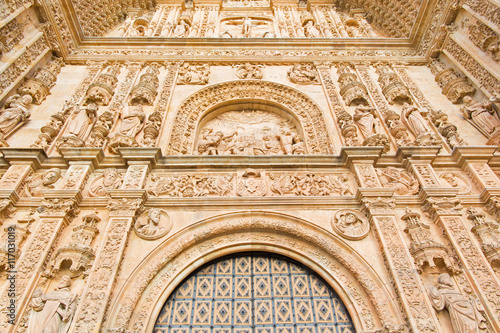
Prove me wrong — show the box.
[137,208,163,236]
[118,105,145,138]
[353,105,378,138]
[401,103,431,137]
[242,16,252,37]
[26,168,62,197]
[173,20,189,37]
[287,64,319,84]
[28,275,78,333]
[304,20,320,38]
[461,96,500,135]
[429,273,487,333]
[0,94,32,140]
[63,103,97,140]
[88,168,123,197]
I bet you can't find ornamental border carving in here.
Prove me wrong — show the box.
[105,211,402,332]
[167,80,334,155]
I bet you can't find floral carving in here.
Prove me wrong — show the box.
[177,63,210,85]
[287,64,319,84]
[234,63,263,79]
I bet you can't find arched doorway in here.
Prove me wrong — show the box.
[153,252,356,333]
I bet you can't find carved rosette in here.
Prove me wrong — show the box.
[84,64,121,105]
[50,212,100,277]
[332,209,370,240]
[429,60,475,104]
[337,64,369,106]
[18,58,64,105]
[402,209,456,272]
[129,64,159,105]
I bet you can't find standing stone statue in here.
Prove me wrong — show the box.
[461,96,500,136]
[401,102,431,137]
[28,275,78,333]
[353,105,378,138]
[0,94,32,140]
[429,273,487,333]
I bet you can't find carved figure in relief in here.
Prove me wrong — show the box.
[88,168,123,197]
[429,273,487,333]
[401,103,431,137]
[25,168,62,197]
[287,64,319,84]
[461,96,500,136]
[269,172,352,196]
[332,209,369,240]
[304,21,320,38]
[28,275,78,333]
[177,63,210,85]
[234,63,263,79]
[353,105,378,138]
[134,208,172,240]
[0,94,32,141]
[147,174,234,197]
[439,172,472,194]
[117,105,145,138]
[377,166,419,195]
[193,110,305,156]
[173,21,189,37]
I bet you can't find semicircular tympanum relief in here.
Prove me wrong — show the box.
[153,252,356,333]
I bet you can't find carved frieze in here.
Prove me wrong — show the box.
[234,63,263,79]
[269,172,353,196]
[332,209,369,240]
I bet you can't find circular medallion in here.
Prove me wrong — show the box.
[332,209,370,240]
[134,208,172,240]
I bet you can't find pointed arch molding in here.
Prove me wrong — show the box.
[167,80,334,155]
[105,211,404,332]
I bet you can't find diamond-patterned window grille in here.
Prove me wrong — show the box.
[154,253,356,333]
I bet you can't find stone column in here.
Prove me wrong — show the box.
[69,148,155,332]
[345,148,443,333]
[3,198,77,331]
[423,197,500,330]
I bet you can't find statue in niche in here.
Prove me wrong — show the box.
[28,275,78,333]
[25,168,62,197]
[304,21,320,38]
[134,208,171,240]
[429,273,487,333]
[353,105,379,138]
[177,63,210,85]
[461,95,500,136]
[0,94,32,142]
[401,103,431,137]
[193,110,305,156]
[287,64,319,84]
[108,105,145,154]
[59,103,97,147]
[173,21,189,37]
[88,168,123,197]
[221,16,272,38]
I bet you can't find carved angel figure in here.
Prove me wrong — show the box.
[429,273,487,333]
[461,96,500,136]
[28,275,78,333]
[0,94,32,140]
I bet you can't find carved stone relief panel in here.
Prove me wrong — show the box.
[177,63,210,85]
[146,171,354,197]
[194,109,305,156]
[219,14,274,38]
[438,171,473,194]
[377,166,419,195]
[23,168,62,197]
[332,209,370,240]
[87,169,124,197]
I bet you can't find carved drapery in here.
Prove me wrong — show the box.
[167,80,334,155]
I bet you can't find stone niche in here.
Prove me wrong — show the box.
[193,101,306,156]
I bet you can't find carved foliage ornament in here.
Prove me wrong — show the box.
[332,209,370,240]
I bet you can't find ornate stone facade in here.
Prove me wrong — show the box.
[1,0,500,332]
